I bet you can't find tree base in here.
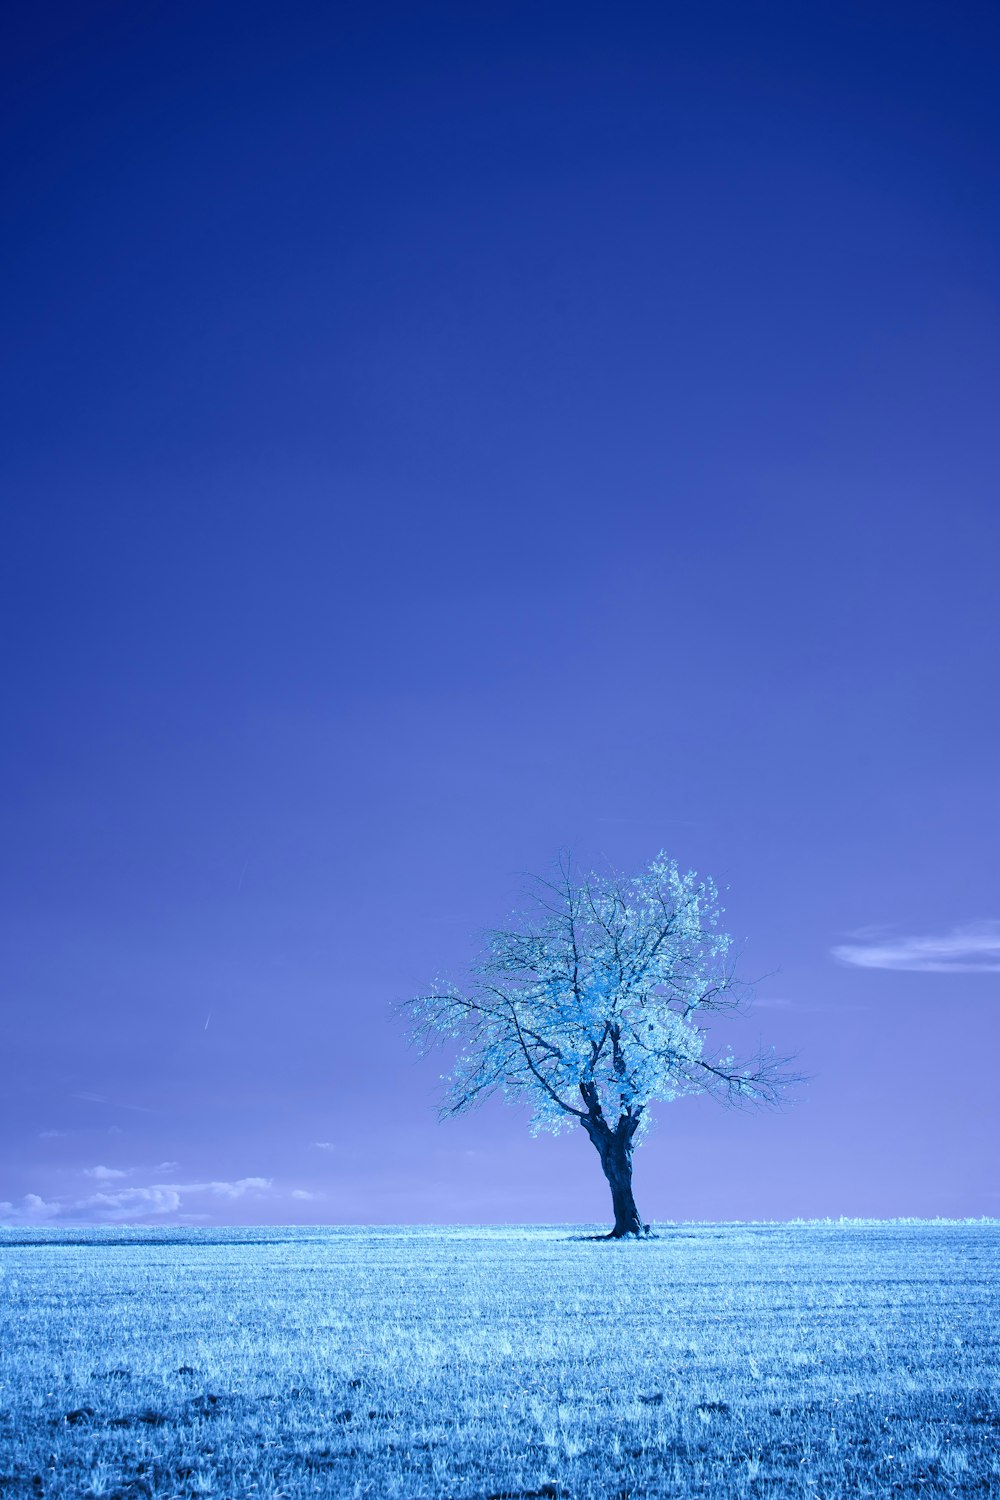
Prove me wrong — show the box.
[580,1223,654,1240]
[607,1222,652,1239]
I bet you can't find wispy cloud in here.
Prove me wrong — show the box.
[83,1165,131,1180]
[71,1092,157,1114]
[182,1178,272,1199]
[291,1189,324,1201]
[311,1141,336,1151]
[832,921,1000,973]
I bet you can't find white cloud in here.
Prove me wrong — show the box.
[155,1161,179,1171]
[311,1141,336,1151]
[39,1130,68,1139]
[832,921,1000,973]
[24,1193,58,1215]
[179,1177,272,1199]
[78,1179,271,1221]
[83,1165,130,1180]
[1,1177,274,1226]
[291,1189,324,1201]
[0,1194,62,1224]
[83,1186,182,1220]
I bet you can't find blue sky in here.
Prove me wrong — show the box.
[2,1,998,1227]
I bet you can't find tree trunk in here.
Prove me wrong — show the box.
[589,1123,646,1238]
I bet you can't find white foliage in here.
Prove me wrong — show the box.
[403,854,786,1139]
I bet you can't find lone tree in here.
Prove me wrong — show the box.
[400,854,798,1237]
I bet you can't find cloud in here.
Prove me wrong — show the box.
[39,1130,68,1139]
[291,1189,324,1201]
[181,1178,272,1198]
[78,1178,272,1221]
[83,1165,130,1180]
[0,1177,274,1226]
[24,1193,59,1215]
[71,1092,156,1114]
[155,1161,179,1171]
[311,1141,336,1151]
[0,1194,62,1224]
[84,1186,182,1220]
[832,921,1000,973]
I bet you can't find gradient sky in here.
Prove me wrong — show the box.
[2,1,999,1228]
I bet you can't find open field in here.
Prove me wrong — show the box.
[0,1221,997,1499]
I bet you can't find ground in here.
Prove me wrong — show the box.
[0,1221,997,1498]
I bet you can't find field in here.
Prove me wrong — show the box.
[0,1222,997,1499]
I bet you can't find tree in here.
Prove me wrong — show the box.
[400,853,798,1237]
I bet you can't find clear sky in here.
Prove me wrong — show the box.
[2,1,998,1228]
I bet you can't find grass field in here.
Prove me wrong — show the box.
[0,1221,997,1499]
